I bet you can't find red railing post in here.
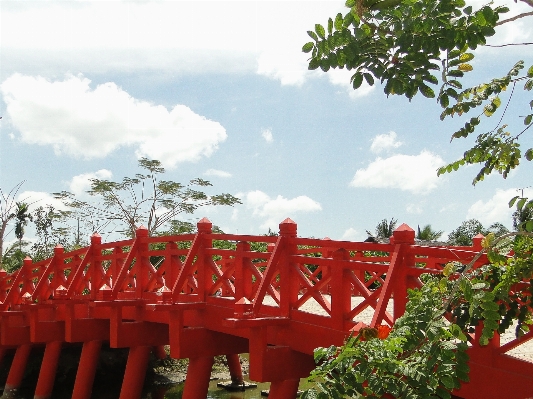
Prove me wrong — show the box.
[234,241,252,300]
[331,248,351,331]
[472,233,484,251]
[135,226,150,298]
[196,217,213,300]
[279,218,297,318]
[88,233,101,298]
[391,224,415,320]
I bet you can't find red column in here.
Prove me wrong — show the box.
[118,346,151,399]
[153,345,167,360]
[34,341,62,399]
[4,344,32,392]
[268,379,300,398]
[182,356,214,399]
[72,340,102,399]
[226,354,244,384]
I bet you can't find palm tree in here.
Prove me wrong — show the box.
[13,202,32,250]
[416,224,443,241]
[367,218,398,241]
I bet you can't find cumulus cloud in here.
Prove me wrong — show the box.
[350,151,446,194]
[326,68,375,99]
[17,191,67,212]
[370,131,403,154]
[406,204,423,214]
[467,188,533,226]
[341,227,363,241]
[261,128,273,143]
[1,74,227,167]
[241,190,322,230]
[204,169,232,178]
[69,169,113,196]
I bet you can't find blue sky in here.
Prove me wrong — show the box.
[1,0,533,245]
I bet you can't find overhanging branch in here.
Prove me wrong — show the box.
[496,11,533,25]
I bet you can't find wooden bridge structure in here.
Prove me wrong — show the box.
[0,217,532,399]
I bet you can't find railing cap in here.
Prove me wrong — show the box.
[136,225,149,237]
[197,217,213,233]
[279,218,297,237]
[392,223,415,244]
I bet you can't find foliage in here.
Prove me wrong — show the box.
[303,233,533,398]
[0,182,26,269]
[1,241,31,273]
[304,0,533,227]
[54,158,242,238]
[30,205,72,262]
[416,224,443,241]
[447,218,510,246]
[367,218,397,240]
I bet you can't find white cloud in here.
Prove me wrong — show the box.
[17,191,67,212]
[370,131,403,154]
[1,74,227,167]
[204,169,232,178]
[467,188,533,226]
[326,68,375,99]
[242,190,322,230]
[406,204,423,214]
[69,169,113,196]
[350,151,446,194]
[341,227,363,241]
[261,128,273,143]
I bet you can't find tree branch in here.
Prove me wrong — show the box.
[496,11,533,26]
[485,42,533,47]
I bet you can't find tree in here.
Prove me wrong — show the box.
[366,217,397,240]
[447,219,510,246]
[0,182,25,269]
[304,0,533,225]
[13,202,32,250]
[55,158,242,238]
[416,224,444,241]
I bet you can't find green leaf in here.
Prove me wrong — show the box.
[525,114,533,126]
[352,72,363,89]
[419,83,435,98]
[525,148,533,161]
[345,0,356,6]
[517,197,527,210]
[307,30,318,41]
[527,65,533,77]
[328,18,333,35]
[334,13,344,31]
[302,42,314,53]
[509,195,520,207]
[308,58,320,70]
[363,73,374,86]
[315,24,326,39]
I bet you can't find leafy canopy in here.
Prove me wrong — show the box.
[304,0,533,224]
[55,158,242,237]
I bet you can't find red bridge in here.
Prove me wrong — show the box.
[0,218,532,399]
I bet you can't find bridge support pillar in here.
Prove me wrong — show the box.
[118,346,151,399]
[72,340,102,399]
[153,345,167,360]
[4,344,32,394]
[182,356,214,399]
[268,379,300,398]
[34,341,62,399]
[226,353,244,384]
